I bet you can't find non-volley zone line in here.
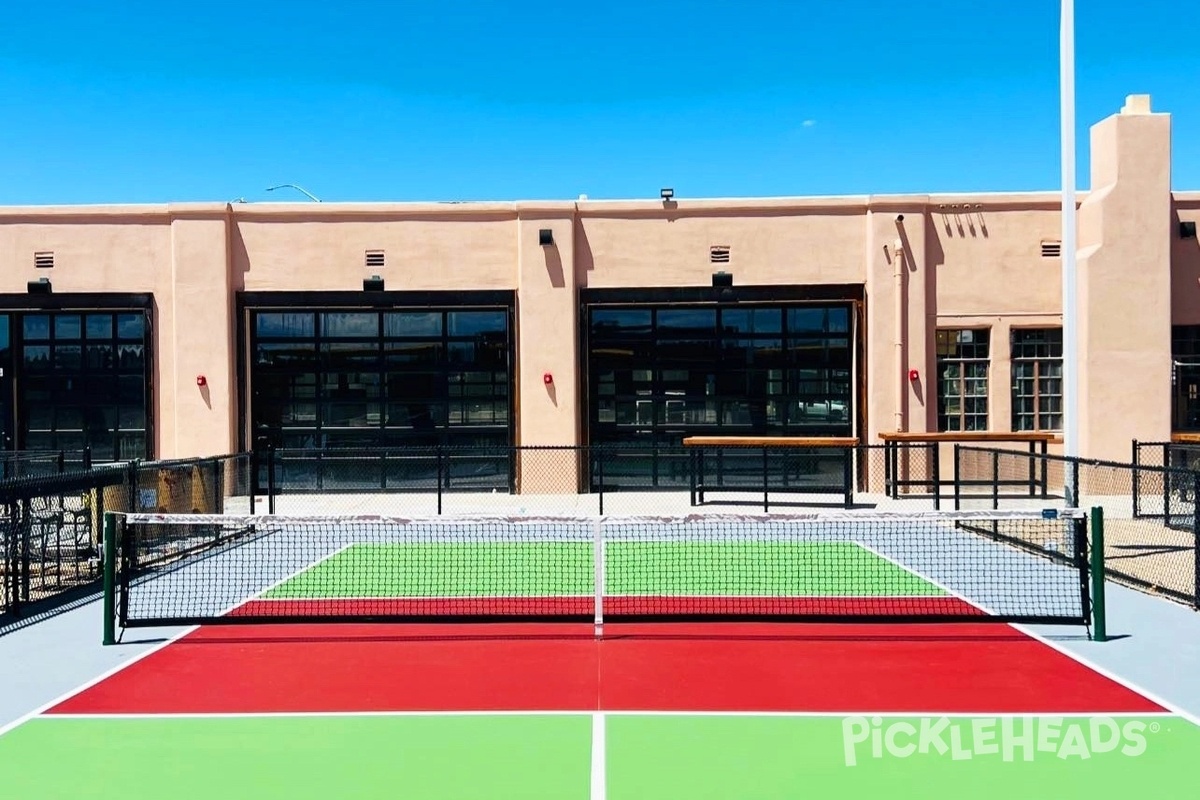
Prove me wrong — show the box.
[227,595,985,618]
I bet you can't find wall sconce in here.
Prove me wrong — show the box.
[539,229,554,246]
[27,278,52,294]
[363,275,385,292]
[712,271,733,288]
[196,375,207,387]
[660,188,674,201]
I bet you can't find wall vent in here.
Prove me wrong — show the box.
[34,251,54,269]
[709,245,731,264]
[365,250,386,268]
[1040,240,1062,258]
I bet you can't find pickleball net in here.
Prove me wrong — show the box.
[102,508,1094,634]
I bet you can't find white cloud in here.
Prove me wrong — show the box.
[801,119,817,127]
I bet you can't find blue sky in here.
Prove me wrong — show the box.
[1,1,1196,204]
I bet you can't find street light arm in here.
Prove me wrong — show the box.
[265,184,321,202]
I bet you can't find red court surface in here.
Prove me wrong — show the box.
[49,621,1164,716]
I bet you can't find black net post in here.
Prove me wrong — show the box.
[102,512,117,645]
[1088,507,1106,642]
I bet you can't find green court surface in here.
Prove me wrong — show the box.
[606,713,1200,799]
[261,541,946,598]
[2,713,1197,799]
[0,714,592,800]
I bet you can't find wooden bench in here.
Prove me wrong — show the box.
[681,436,860,511]
[877,432,1061,508]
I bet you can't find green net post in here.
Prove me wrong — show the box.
[102,512,117,646]
[1089,506,1107,642]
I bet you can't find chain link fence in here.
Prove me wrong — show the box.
[1,453,253,626]
[956,445,1198,610]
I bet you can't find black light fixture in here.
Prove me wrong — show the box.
[363,275,385,292]
[27,277,52,294]
[539,228,554,246]
[1182,221,1197,239]
[711,271,733,288]
[660,188,674,201]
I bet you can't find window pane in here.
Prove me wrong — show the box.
[448,310,506,337]
[23,345,51,369]
[117,314,145,340]
[257,313,315,338]
[657,309,716,332]
[591,309,651,333]
[322,313,379,338]
[86,315,113,339]
[24,316,50,340]
[55,315,82,340]
[385,313,442,337]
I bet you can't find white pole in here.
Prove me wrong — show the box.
[1060,0,1079,506]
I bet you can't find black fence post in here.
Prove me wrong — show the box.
[1131,440,1141,518]
[1163,444,1171,523]
[436,446,444,516]
[1070,460,1080,510]
[1193,472,1200,612]
[597,446,605,516]
[266,444,276,515]
[83,446,92,470]
[842,446,853,509]
[126,461,139,513]
[688,447,696,507]
[248,447,259,515]
[931,442,941,510]
[991,450,1000,510]
[56,450,65,474]
[762,446,770,513]
[953,444,962,510]
[19,499,31,610]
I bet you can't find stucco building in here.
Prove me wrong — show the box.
[1,94,1197,483]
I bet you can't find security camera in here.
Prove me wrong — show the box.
[896,214,905,222]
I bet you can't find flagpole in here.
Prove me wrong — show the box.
[1060,0,1079,506]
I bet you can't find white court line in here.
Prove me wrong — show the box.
[0,629,195,739]
[854,541,1200,729]
[0,534,356,739]
[241,593,947,602]
[590,712,605,800]
[37,710,1180,720]
[253,542,355,599]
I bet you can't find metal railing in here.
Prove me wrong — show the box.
[0,452,253,626]
[956,444,1198,612]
